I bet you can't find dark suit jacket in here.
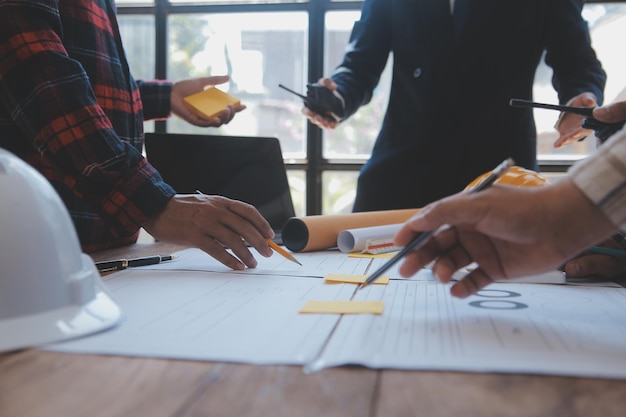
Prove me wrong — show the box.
[332,0,606,211]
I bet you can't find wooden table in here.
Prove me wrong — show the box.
[2,242,626,417]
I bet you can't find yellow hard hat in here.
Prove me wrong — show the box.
[465,165,549,190]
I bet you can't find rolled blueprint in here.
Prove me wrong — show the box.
[282,208,419,252]
[336,223,403,253]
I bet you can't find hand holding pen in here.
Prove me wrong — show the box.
[173,190,274,270]
[387,167,618,298]
[510,98,626,144]
[359,158,515,290]
[267,239,302,266]
[194,190,301,266]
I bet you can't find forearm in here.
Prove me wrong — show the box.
[537,178,616,259]
[331,0,390,117]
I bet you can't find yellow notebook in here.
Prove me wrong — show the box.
[183,87,241,119]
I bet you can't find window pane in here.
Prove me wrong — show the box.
[170,0,307,3]
[117,15,156,80]
[117,15,156,133]
[116,0,153,4]
[322,11,391,160]
[322,171,358,214]
[166,12,308,158]
[589,4,626,104]
[287,170,306,217]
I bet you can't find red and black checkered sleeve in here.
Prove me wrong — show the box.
[0,1,175,240]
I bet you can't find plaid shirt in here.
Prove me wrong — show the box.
[0,0,175,253]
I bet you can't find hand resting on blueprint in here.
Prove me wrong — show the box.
[393,180,616,298]
[143,194,274,270]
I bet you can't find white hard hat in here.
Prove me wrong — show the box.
[0,148,121,352]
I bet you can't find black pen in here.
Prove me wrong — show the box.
[509,98,594,117]
[358,157,515,290]
[95,255,176,272]
[509,98,626,142]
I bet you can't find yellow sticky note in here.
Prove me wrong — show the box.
[324,274,389,285]
[183,87,240,119]
[299,300,384,315]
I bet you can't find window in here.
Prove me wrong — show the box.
[534,3,626,163]
[117,0,626,215]
[166,12,309,159]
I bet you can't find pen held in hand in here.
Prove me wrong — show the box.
[509,99,594,117]
[358,157,516,290]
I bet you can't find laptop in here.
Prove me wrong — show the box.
[144,133,296,242]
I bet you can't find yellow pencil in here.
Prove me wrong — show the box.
[267,239,302,266]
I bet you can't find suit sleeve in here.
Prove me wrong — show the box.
[544,0,606,105]
[331,0,392,119]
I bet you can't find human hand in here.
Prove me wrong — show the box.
[301,77,340,130]
[142,194,274,270]
[592,100,626,123]
[393,180,616,298]
[553,92,597,149]
[171,75,246,127]
[563,238,626,279]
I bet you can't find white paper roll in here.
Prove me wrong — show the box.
[337,223,404,253]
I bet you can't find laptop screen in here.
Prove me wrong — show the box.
[144,133,296,234]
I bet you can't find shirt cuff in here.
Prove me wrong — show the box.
[99,158,176,235]
[138,80,173,120]
[569,125,626,231]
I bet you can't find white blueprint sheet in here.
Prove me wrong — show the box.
[153,248,563,284]
[47,270,347,365]
[309,280,626,379]
[145,247,435,281]
[46,249,626,379]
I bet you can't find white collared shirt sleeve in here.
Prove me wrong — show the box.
[569,126,626,230]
